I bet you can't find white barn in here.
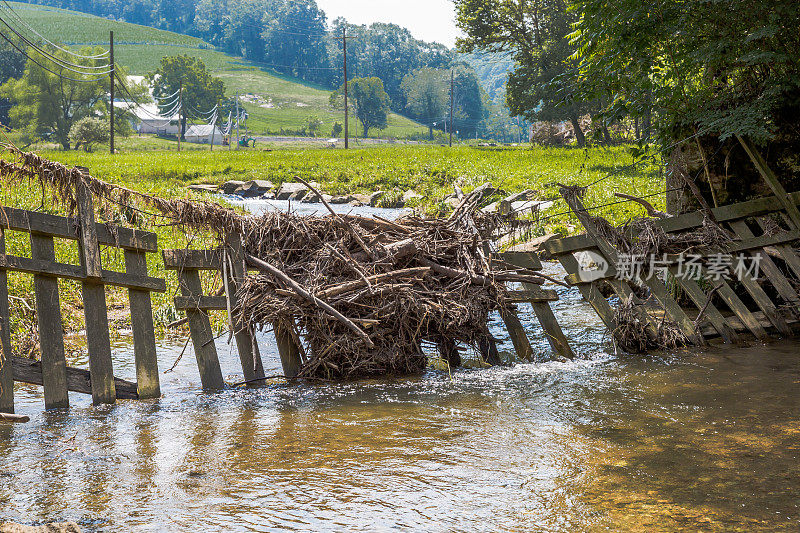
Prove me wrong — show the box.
[114,101,180,135]
[184,124,225,145]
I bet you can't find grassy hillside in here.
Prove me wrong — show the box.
[6,2,428,139]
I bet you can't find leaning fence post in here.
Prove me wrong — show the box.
[0,227,14,413]
[179,268,225,390]
[76,181,116,405]
[223,234,267,384]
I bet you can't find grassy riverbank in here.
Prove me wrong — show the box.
[2,142,663,357]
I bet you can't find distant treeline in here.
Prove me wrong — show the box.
[17,1,454,109]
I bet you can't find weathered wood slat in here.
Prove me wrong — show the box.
[179,269,225,390]
[0,254,165,292]
[657,192,800,234]
[163,249,223,270]
[738,136,800,230]
[0,205,157,252]
[224,235,266,383]
[500,251,543,270]
[499,307,534,362]
[756,218,800,281]
[125,249,161,399]
[507,288,559,302]
[728,220,800,311]
[667,267,738,344]
[543,234,596,256]
[30,234,69,409]
[727,230,800,253]
[274,319,302,379]
[11,356,138,400]
[557,254,617,331]
[77,183,116,405]
[0,228,13,413]
[174,295,228,311]
[525,280,575,359]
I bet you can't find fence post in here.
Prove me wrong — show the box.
[124,249,161,398]
[0,227,14,413]
[76,182,116,405]
[223,234,266,383]
[31,233,69,409]
[179,269,225,390]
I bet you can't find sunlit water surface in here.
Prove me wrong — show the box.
[1,201,798,531]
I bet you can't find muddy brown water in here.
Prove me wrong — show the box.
[1,202,799,531]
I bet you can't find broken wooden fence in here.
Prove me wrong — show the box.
[545,190,800,345]
[0,183,164,413]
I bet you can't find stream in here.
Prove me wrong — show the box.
[0,199,798,531]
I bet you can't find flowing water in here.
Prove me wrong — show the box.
[1,201,799,531]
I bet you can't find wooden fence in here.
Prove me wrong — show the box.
[0,183,164,413]
[544,190,800,345]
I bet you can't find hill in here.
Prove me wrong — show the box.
[4,2,428,139]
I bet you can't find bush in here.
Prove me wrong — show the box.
[331,122,343,137]
[70,117,109,152]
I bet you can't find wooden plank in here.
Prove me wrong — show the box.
[0,228,13,413]
[163,249,223,270]
[274,319,302,379]
[179,269,225,390]
[0,254,166,292]
[713,279,770,340]
[737,136,800,230]
[30,234,69,409]
[224,234,266,383]
[11,356,138,400]
[667,267,738,344]
[756,217,800,280]
[499,306,534,362]
[174,295,228,311]
[507,288,559,302]
[727,231,800,253]
[543,234,596,256]
[499,251,543,270]
[565,271,615,286]
[76,182,103,278]
[0,205,157,252]
[81,283,116,404]
[530,299,575,359]
[557,254,617,331]
[77,181,116,405]
[728,220,800,311]
[125,250,161,399]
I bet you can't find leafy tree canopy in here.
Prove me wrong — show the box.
[342,77,391,137]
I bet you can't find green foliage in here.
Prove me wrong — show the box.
[455,0,591,146]
[70,117,109,152]
[331,122,343,137]
[572,0,800,144]
[343,77,391,137]
[149,55,226,137]
[401,68,449,140]
[0,46,111,149]
[304,115,323,137]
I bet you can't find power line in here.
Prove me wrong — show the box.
[0,0,109,60]
[0,29,109,83]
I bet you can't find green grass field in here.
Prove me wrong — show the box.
[6,2,428,139]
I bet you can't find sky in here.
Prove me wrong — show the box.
[315,0,462,48]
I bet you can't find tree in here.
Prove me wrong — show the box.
[262,0,330,84]
[0,37,26,126]
[149,55,225,140]
[454,0,591,146]
[340,77,391,137]
[401,68,448,140]
[70,117,109,152]
[304,115,323,137]
[0,46,111,150]
[572,0,800,205]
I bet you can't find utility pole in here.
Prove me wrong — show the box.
[177,82,182,153]
[449,69,454,148]
[343,27,349,149]
[109,31,114,154]
[210,100,217,152]
[235,90,240,150]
